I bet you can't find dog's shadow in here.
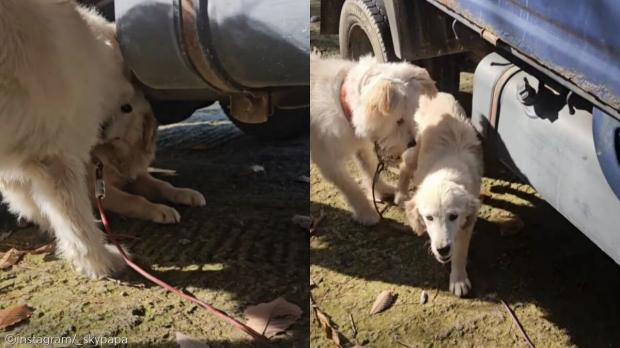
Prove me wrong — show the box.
[310,165,620,347]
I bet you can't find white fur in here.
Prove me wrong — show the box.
[0,1,133,278]
[400,93,483,297]
[310,53,436,225]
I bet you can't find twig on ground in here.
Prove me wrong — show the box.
[500,299,535,348]
[349,313,357,337]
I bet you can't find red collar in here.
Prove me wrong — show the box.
[340,79,353,124]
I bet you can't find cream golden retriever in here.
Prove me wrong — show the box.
[90,87,206,224]
[0,1,134,278]
[310,53,436,225]
[398,92,483,297]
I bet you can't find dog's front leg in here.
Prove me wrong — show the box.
[129,172,206,207]
[450,223,474,297]
[314,154,380,225]
[354,142,395,202]
[27,157,125,279]
[395,146,418,206]
[103,184,181,224]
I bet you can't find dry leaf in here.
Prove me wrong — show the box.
[420,290,428,304]
[370,290,395,314]
[30,243,55,255]
[296,175,310,184]
[314,307,343,347]
[0,249,24,269]
[0,304,32,330]
[249,164,265,173]
[292,215,312,230]
[244,297,302,338]
[496,211,525,237]
[175,332,211,348]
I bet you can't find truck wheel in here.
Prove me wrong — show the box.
[221,104,309,141]
[339,0,395,62]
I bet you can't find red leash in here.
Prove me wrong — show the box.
[94,161,270,345]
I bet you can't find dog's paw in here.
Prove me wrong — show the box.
[352,209,381,226]
[394,191,409,207]
[449,272,471,297]
[172,188,206,207]
[150,204,181,224]
[72,244,126,279]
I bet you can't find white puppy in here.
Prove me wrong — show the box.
[0,2,133,278]
[400,93,483,297]
[310,54,436,225]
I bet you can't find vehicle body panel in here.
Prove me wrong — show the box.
[429,0,620,117]
[473,53,620,265]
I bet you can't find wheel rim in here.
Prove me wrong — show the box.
[348,25,374,60]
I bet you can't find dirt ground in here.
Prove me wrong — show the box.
[310,2,620,347]
[0,106,309,347]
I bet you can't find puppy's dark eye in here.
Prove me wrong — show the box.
[120,104,133,113]
[448,213,458,221]
[425,215,434,221]
[397,118,404,126]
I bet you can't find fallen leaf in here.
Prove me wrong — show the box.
[175,332,210,348]
[370,290,395,314]
[30,243,55,255]
[496,211,525,237]
[0,249,24,269]
[244,297,302,338]
[0,304,32,330]
[291,215,312,230]
[296,175,310,184]
[314,307,342,347]
[420,290,428,304]
[249,164,265,173]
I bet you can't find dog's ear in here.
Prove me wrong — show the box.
[463,194,481,230]
[405,198,426,236]
[363,79,401,116]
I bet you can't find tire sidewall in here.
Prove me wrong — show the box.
[339,0,394,63]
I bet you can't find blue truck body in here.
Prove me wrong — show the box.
[432,0,620,116]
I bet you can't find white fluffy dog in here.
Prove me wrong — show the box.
[310,54,436,225]
[0,1,133,278]
[91,88,206,224]
[399,92,483,297]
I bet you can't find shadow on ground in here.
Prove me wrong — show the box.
[310,159,620,347]
[0,106,309,347]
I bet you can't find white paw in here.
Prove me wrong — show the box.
[172,188,206,207]
[352,206,381,226]
[394,191,409,207]
[449,272,472,297]
[71,243,126,279]
[150,204,181,224]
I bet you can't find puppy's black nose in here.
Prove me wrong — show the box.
[407,139,417,148]
[121,104,133,113]
[437,244,451,257]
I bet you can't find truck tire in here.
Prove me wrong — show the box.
[221,104,309,141]
[339,0,395,62]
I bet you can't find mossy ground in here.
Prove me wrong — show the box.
[310,2,620,347]
[0,107,309,348]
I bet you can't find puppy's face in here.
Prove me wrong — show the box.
[355,61,436,157]
[101,89,157,149]
[405,182,479,263]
